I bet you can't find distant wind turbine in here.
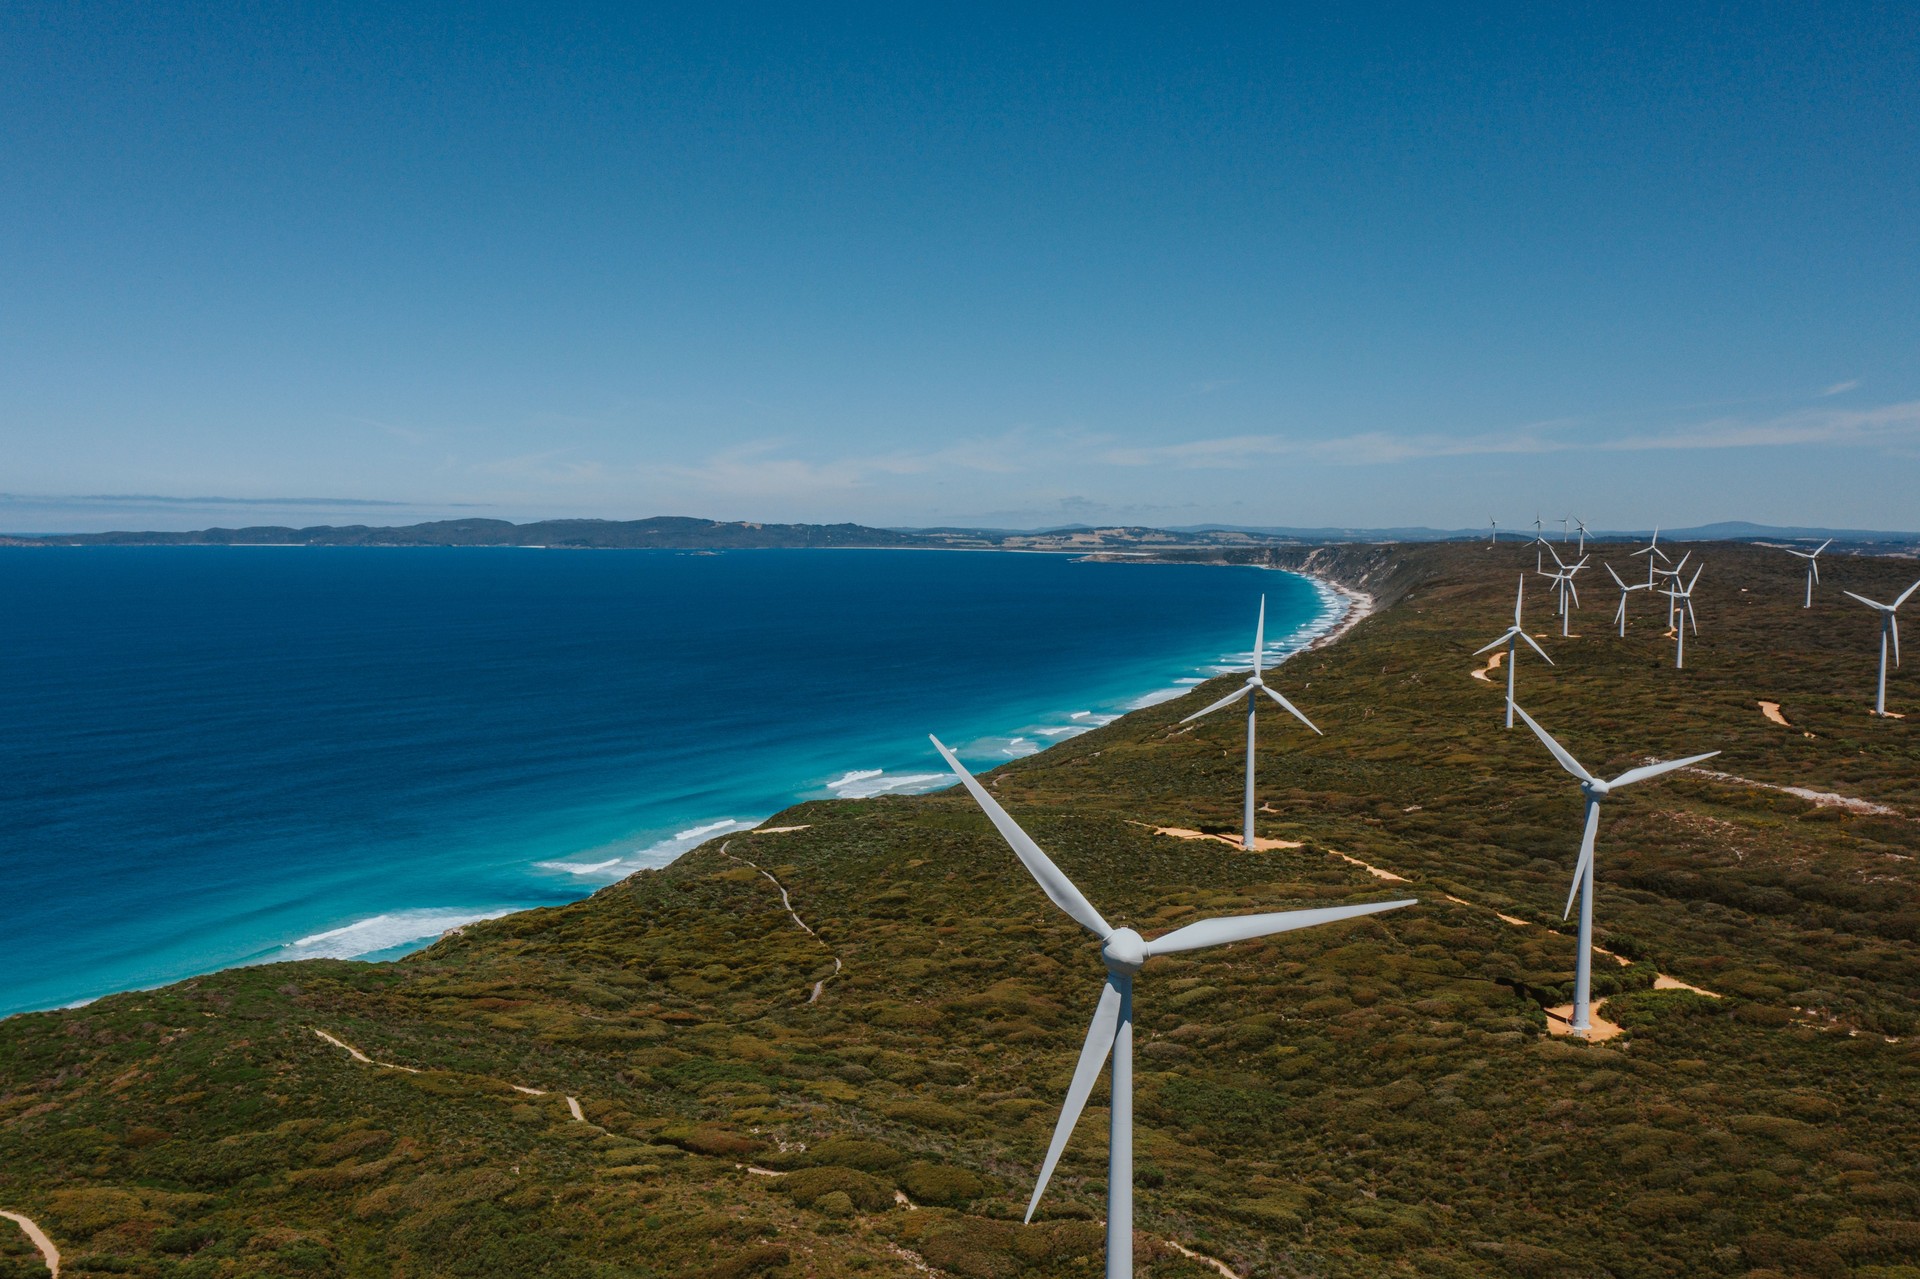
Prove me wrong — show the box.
[1530,515,1550,572]
[1559,516,1570,543]
[1575,518,1590,556]
[1631,528,1671,588]
[1474,575,1552,728]
[1662,565,1703,668]
[1179,597,1320,848]
[1844,579,1920,716]
[1784,539,1833,608]
[1488,516,1499,546]
[1605,563,1649,637]
[930,737,1414,1279]
[1511,706,1717,1036]
[1652,551,1693,629]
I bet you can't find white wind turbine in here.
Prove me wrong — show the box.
[1605,563,1649,637]
[1488,516,1499,545]
[929,737,1414,1279]
[1662,565,1703,668]
[1511,706,1717,1036]
[1631,528,1670,588]
[1843,579,1920,716]
[1474,575,1553,728]
[1530,515,1551,572]
[1785,539,1833,608]
[1575,517,1590,556]
[1179,597,1320,849]
[1559,516,1570,543]
[1651,551,1693,629]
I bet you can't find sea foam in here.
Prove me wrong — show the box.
[284,907,519,959]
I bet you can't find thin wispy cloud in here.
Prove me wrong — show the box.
[1821,379,1861,397]
[1102,400,1920,469]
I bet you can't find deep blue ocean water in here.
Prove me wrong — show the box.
[0,548,1336,1016]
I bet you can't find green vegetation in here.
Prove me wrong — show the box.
[2,540,1916,1277]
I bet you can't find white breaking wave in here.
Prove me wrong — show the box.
[537,817,762,880]
[826,769,949,799]
[1125,687,1189,710]
[285,907,518,959]
[1034,725,1089,738]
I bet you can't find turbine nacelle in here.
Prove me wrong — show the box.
[1101,927,1148,975]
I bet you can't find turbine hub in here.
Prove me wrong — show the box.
[1583,780,1611,800]
[1101,927,1147,975]
[1247,675,1264,688]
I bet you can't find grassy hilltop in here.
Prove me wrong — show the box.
[2,540,1917,1279]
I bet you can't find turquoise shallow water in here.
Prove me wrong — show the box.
[0,547,1338,1016]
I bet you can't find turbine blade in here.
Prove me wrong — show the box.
[1025,978,1123,1222]
[1844,590,1887,610]
[929,736,1111,938]
[1260,684,1322,734]
[1512,704,1594,782]
[1606,563,1625,589]
[1810,559,1820,584]
[1473,628,1519,656]
[1894,614,1902,668]
[1608,750,1721,788]
[1148,898,1415,955]
[1514,575,1525,624]
[1253,596,1267,676]
[1563,801,1600,920]
[1815,539,1832,555]
[1180,685,1252,723]
[1518,631,1555,665]
[1897,578,1920,609]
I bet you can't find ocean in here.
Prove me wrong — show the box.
[0,547,1339,1016]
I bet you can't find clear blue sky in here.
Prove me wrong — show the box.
[4,4,1917,532]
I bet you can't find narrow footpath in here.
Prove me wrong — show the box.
[0,1210,58,1277]
[720,836,844,1003]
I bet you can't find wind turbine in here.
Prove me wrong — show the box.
[1179,597,1320,849]
[1843,579,1920,716]
[1540,561,1581,635]
[1662,565,1702,668]
[1784,539,1833,608]
[1652,552,1693,628]
[1474,575,1553,727]
[929,737,1414,1279]
[1575,518,1590,556]
[1488,516,1499,546]
[1530,516,1551,572]
[1511,706,1717,1036]
[1605,563,1649,637]
[1631,528,1671,588]
[1558,516,1570,543]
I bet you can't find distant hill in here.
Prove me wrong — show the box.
[6,515,1918,551]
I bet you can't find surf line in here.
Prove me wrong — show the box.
[720,836,844,1004]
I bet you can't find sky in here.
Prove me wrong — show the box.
[3,4,1918,533]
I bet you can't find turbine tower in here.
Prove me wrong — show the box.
[1605,563,1649,637]
[1474,575,1552,727]
[930,737,1414,1279]
[1179,597,1320,848]
[1844,579,1920,716]
[1511,707,1717,1035]
[1784,539,1832,608]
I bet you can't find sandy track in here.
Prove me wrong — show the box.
[1135,822,1302,851]
[314,1029,584,1122]
[1471,650,1505,682]
[1758,700,1790,726]
[1682,763,1900,817]
[0,1210,58,1277]
[720,839,844,1002]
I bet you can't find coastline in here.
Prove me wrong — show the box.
[13,555,1365,1019]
